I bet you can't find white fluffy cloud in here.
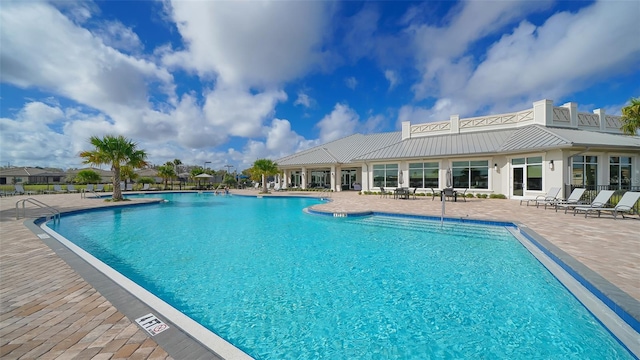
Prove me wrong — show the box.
[163,0,334,88]
[399,0,640,122]
[0,2,174,115]
[344,76,358,90]
[316,103,359,143]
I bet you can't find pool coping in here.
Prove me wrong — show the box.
[25,196,640,359]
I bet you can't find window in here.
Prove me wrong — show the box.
[452,160,488,189]
[572,156,598,187]
[610,156,632,189]
[526,156,542,191]
[511,157,544,191]
[408,162,439,188]
[373,164,398,188]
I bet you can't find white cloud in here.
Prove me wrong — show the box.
[164,0,334,88]
[93,21,143,53]
[0,102,106,168]
[316,103,359,142]
[0,1,174,114]
[384,69,399,90]
[399,0,640,121]
[345,76,358,90]
[465,1,640,106]
[203,85,287,138]
[294,92,313,108]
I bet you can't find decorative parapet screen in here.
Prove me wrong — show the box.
[553,107,570,123]
[410,121,450,135]
[459,109,533,129]
[605,115,622,129]
[578,112,600,127]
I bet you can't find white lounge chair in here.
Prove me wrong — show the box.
[53,184,67,193]
[67,184,78,193]
[576,191,640,219]
[549,188,586,211]
[86,184,94,192]
[13,185,36,195]
[141,183,150,191]
[96,184,104,192]
[520,187,561,207]
[571,190,615,216]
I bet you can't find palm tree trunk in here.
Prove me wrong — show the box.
[113,166,123,200]
[262,174,267,193]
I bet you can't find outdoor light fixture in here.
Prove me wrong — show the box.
[494,163,498,171]
[549,160,554,170]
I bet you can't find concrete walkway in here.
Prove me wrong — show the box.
[1,191,638,359]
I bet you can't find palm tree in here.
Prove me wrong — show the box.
[172,159,182,189]
[120,165,138,189]
[620,97,640,135]
[79,135,148,201]
[157,163,176,190]
[250,159,279,193]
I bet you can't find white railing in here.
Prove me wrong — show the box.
[410,121,450,134]
[578,112,600,127]
[459,108,533,129]
[553,107,570,122]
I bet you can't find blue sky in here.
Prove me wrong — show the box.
[1,0,639,171]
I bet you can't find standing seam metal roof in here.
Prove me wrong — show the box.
[277,125,640,166]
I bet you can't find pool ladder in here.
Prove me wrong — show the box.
[15,198,60,223]
[80,188,101,198]
[318,189,332,199]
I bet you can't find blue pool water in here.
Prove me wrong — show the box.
[47,193,632,359]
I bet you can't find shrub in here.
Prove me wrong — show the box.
[476,193,488,198]
[466,193,474,198]
[489,193,506,199]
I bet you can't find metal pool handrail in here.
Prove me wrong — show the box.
[16,198,60,224]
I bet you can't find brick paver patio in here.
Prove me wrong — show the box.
[1,191,638,359]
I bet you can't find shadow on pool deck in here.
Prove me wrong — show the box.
[0,191,638,359]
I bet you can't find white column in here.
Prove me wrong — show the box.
[335,166,342,191]
[533,99,554,126]
[330,165,336,191]
[562,102,578,127]
[401,121,411,140]
[450,115,460,134]
[282,169,288,189]
[301,167,307,189]
[595,108,606,132]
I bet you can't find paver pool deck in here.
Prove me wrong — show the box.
[1,190,638,359]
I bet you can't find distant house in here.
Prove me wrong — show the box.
[136,168,162,184]
[276,99,640,199]
[65,167,114,184]
[0,167,57,185]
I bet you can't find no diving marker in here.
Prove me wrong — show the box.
[135,313,169,336]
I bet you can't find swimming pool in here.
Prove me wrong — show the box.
[45,193,633,359]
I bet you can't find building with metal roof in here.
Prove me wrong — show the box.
[276,99,640,199]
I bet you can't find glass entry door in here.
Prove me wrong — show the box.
[341,170,356,190]
[512,167,524,197]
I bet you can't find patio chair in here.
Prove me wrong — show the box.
[86,184,94,192]
[53,184,67,193]
[575,191,640,219]
[380,187,390,199]
[550,188,586,211]
[141,183,150,191]
[520,187,561,207]
[430,188,440,201]
[570,190,614,215]
[13,185,36,195]
[457,188,468,202]
[126,183,133,191]
[442,188,457,202]
[67,184,78,193]
[96,184,104,192]
[411,188,417,200]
